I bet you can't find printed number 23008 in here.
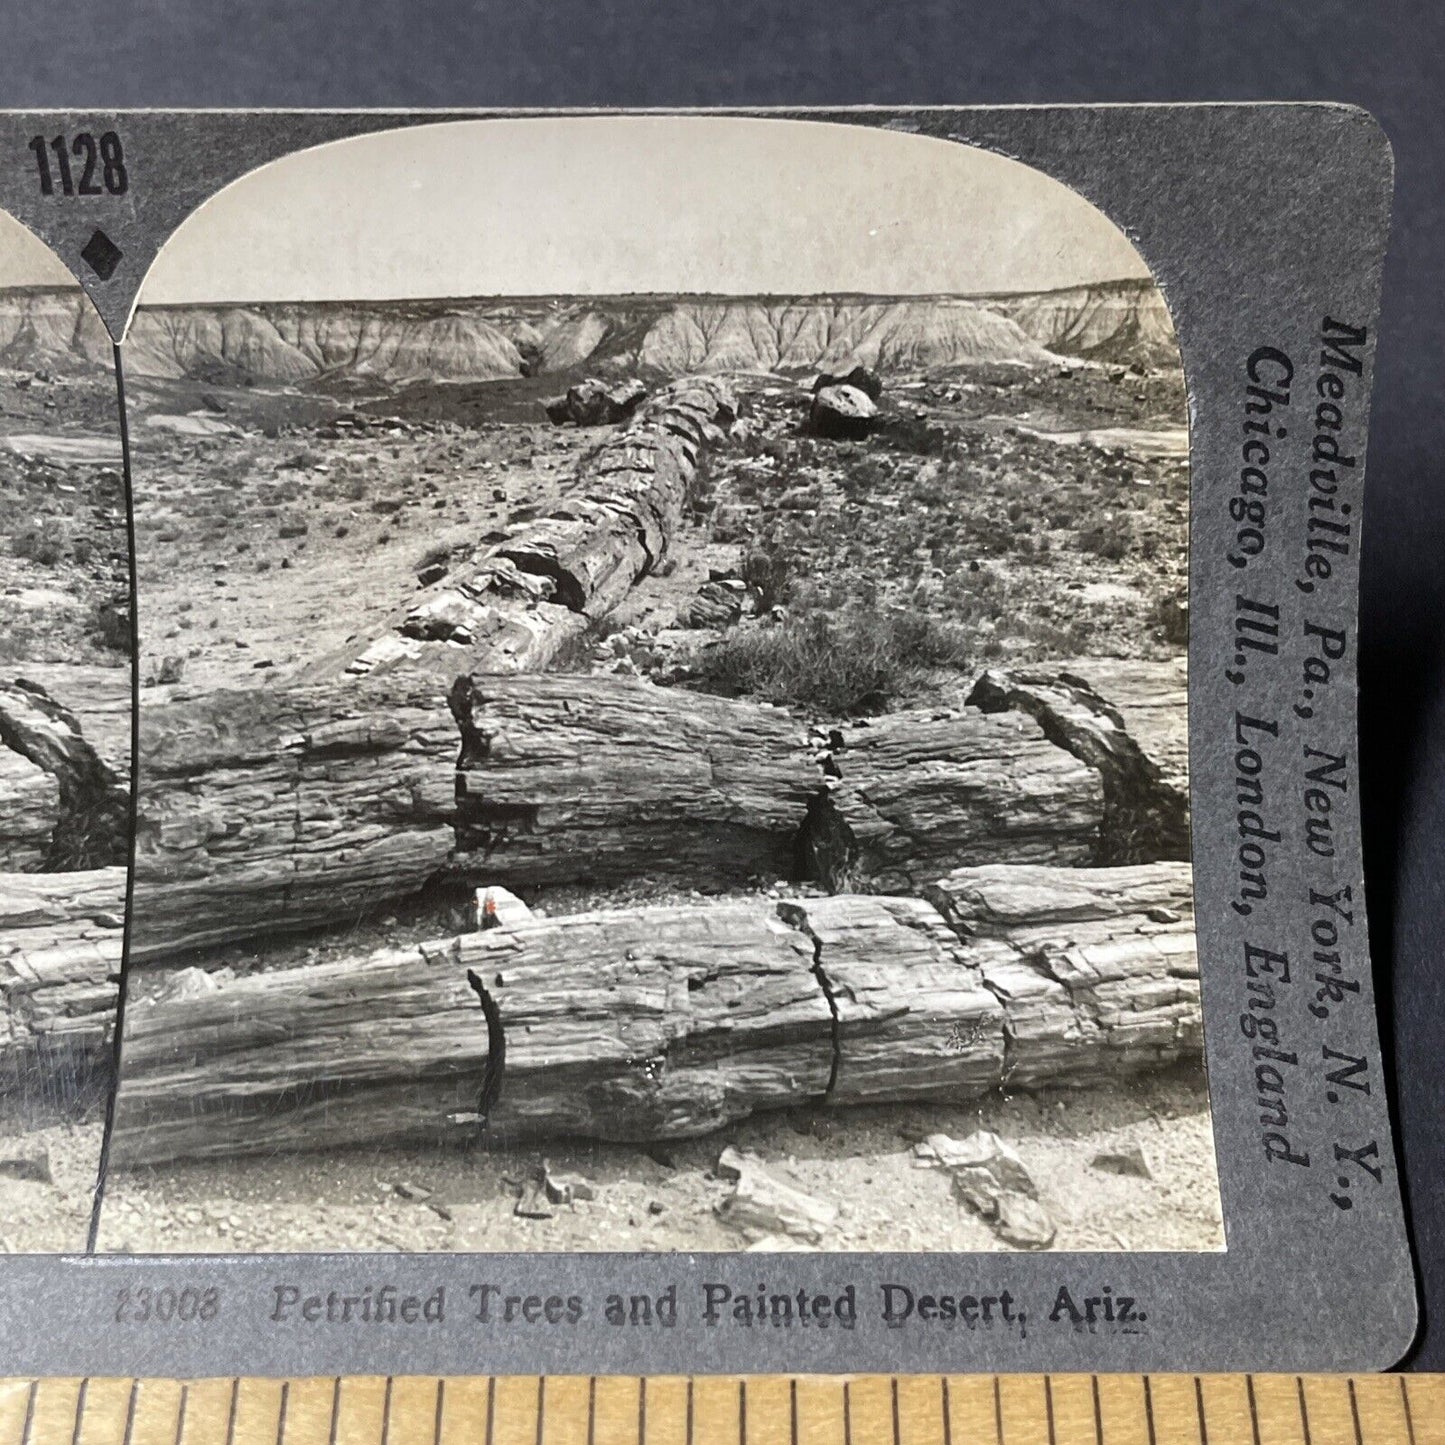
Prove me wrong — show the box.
[114,1285,220,1324]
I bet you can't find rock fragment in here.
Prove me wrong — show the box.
[473,885,533,932]
[544,378,649,427]
[0,1144,52,1184]
[812,365,883,403]
[1090,1143,1154,1179]
[716,1146,837,1244]
[809,384,879,440]
[916,1130,1056,1251]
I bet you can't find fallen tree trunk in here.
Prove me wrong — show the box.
[0,747,59,871]
[107,862,1197,1167]
[131,670,1106,960]
[967,657,1188,864]
[0,866,125,1116]
[340,378,737,681]
[801,708,1103,890]
[0,678,130,869]
[130,674,458,962]
[925,860,1199,1086]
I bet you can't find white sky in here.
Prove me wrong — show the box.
[1,117,1153,301]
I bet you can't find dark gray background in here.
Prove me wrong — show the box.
[2,0,1441,1369]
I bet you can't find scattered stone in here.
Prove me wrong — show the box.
[809,384,879,440]
[393,1181,432,1203]
[0,1145,51,1185]
[544,378,649,427]
[514,1173,554,1220]
[417,562,449,588]
[647,1200,666,1216]
[715,1146,837,1244]
[915,1131,1055,1250]
[473,885,533,932]
[680,579,747,629]
[542,1163,596,1206]
[916,1131,1036,1200]
[995,1193,1056,1250]
[646,1144,679,1170]
[1090,1144,1154,1180]
[812,364,883,403]
[426,1201,454,1222]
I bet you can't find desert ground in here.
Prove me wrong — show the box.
[0,347,130,1253]
[0,285,1217,1254]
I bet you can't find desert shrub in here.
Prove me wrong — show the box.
[1076,521,1132,561]
[690,606,968,716]
[740,540,797,611]
[12,517,69,565]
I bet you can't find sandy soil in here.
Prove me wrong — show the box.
[93,1068,1220,1255]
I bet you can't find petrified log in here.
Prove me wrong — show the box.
[342,378,736,680]
[0,866,125,1115]
[450,673,819,886]
[801,708,1102,890]
[130,674,457,962]
[106,863,1198,1167]
[0,747,59,871]
[925,860,1198,1087]
[0,678,129,869]
[132,669,1108,961]
[967,657,1188,863]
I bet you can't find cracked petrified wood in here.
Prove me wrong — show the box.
[0,866,126,1115]
[798,707,1103,891]
[105,862,1198,1167]
[0,679,129,870]
[339,377,737,680]
[967,657,1189,864]
[131,671,1110,960]
[130,674,458,962]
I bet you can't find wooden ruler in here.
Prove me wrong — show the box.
[0,1376,1438,1445]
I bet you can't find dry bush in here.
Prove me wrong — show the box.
[11,517,69,565]
[690,605,968,716]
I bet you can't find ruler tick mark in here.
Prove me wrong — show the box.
[1143,1378,1157,1445]
[1297,1379,1312,1445]
[69,1381,88,1445]
[380,1379,393,1445]
[740,1379,747,1445]
[892,1379,902,1445]
[1400,1376,1418,1445]
[432,1380,445,1445]
[1092,1377,1104,1445]
[587,1378,596,1445]
[639,1378,647,1445]
[1044,1378,1056,1445]
[1193,1379,1208,1445]
[789,1381,798,1445]
[535,1376,545,1445]
[224,1380,239,1445]
[326,1380,340,1445]
[486,1377,496,1445]
[685,1379,694,1445]
[994,1377,1004,1445]
[1246,1376,1261,1445]
[276,1383,290,1445]
[941,1378,952,1445]
[1347,1380,1363,1445]
[845,1381,854,1445]
[121,1381,138,1445]
[175,1385,190,1445]
[18,1381,36,1445]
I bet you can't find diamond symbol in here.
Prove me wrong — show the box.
[80,229,122,281]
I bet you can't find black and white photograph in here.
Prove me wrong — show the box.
[0,210,130,1251]
[86,116,1215,1255]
